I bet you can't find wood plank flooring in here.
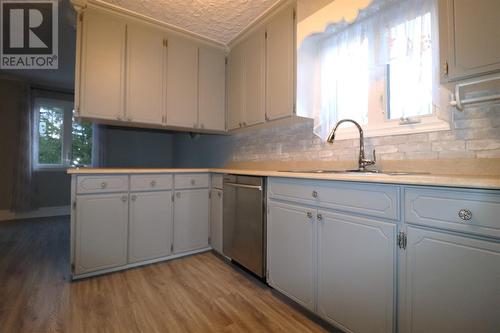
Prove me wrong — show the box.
[0,217,336,333]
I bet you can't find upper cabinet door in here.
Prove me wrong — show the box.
[198,47,226,131]
[166,36,199,128]
[440,0,500,81]
[79,9,126,121]
[228,43,245,130]
[266,5,295,121]
[242,29,266,126]
[126,23,166,125]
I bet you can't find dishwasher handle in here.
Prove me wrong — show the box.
[224,182,262,191]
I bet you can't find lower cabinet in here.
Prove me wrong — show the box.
[210,189,223,254]
[267,202,316,311]
[400,226,500,333]
[173,189,209,253]
[317,210,396,333]
[75,193,129,275]
[128,191,173,263]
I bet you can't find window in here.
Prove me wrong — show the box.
[297,0,449,140]
[33,94,94,169]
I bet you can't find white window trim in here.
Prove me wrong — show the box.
[33,95,76,171]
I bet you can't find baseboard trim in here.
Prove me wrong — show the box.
[0,205,70,221]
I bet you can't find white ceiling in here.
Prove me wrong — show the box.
[102,0,281,44]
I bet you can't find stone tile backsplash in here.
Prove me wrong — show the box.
[228,103,500,163]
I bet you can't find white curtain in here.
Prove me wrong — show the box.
[297,0,440,141]
[11,86,37,212]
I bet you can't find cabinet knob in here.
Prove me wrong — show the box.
[306,211,313,219]
[100,182,107,189]
[150,180,157,187]
[458,209,472,221]
[131,195,137,201]
[317,213,323,221]
[121,195,128,202]
[312,190,318,198]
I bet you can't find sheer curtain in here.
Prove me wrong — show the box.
[297,0,440,141]
[11,86,37,213]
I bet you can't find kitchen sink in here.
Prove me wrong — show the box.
[278,169,431,176]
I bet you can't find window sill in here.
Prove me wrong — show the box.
[332,117,451,140]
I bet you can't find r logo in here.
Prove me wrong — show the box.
[1,0,58,69]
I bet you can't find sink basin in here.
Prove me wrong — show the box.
[278,169,430,176]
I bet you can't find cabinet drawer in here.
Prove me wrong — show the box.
[405,187,500,239]
[77,175,128,194]
[268,178,399,220]
[211,173,223,189]
[130,174,173,192]
[175,173,209,189]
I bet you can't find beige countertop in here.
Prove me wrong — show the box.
[67,167,500,190]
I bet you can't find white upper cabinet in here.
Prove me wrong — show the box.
[440,0,500,81]
[266,5,295,121]
[198,47,226,131]
[228,42,245,130]
[166,35,199,128]
[76,6,226,133]
[126,23,166,125]
[242,28,266,127]
[79,9,126,121]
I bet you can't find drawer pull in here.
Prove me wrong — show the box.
[312,190,318,198]
[191,179,196,186]
[150,180,157,187]
[306,211,313,219]
[458,209,472,221]
[101,182,107,189]
[121,195,128,202]
[131,195,137,202]
[317,213,323,221]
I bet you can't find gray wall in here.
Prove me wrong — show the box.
[101,126,175,168]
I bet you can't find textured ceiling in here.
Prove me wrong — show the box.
[102,0,281,44]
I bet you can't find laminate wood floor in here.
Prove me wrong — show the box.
[0,217,335,333]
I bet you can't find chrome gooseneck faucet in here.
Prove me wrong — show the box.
[327,119,376,171]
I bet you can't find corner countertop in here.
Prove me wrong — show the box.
[67,167,500,190]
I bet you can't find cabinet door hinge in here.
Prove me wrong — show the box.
[397,231,407,250]
[265,31,268,39]
[171,194,174,202]
[225,57,228,65]
[71,263,75,273]
[79,12,83,22]
[170,244,174,252]
[72,201,76,210]
[208,236,211,244]
[444,60,449,76]
[209,191,212,199]
[293,10,296,20]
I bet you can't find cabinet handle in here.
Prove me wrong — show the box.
[190,179,196,186]
[312,190,318,198]
[317,213,323,221]
[458,209,472,221]
[150,180,157,187]
[100,182,107,189]
[121,195,128,202]
[217,191,221,198]
[306,211,313,219]
[131,195,137,201]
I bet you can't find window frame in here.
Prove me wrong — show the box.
[32,92,93,171]
[314,0,451,141]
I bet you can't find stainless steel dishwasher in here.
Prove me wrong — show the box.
[223,174,266,278]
